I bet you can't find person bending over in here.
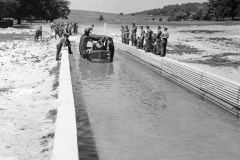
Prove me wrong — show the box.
[56,34,67,61]
[84,25,94,36]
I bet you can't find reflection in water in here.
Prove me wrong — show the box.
[71,44,240,160]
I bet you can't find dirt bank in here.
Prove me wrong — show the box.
[0,24,59,160]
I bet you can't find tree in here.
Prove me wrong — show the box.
[201,7,213,20]
[99,15,104,21]
[159,17,162,21]
[131,13,135,16]
[224,0,240,20]
[208,0,227,21]
[0,1,20,20]
[152,17,155,21]
[8,0,70,24]
[175,11,188,21]
[189,11,200,20]
[119,12,124,16]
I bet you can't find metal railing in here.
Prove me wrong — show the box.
[115,41,240,117]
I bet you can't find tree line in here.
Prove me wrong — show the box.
[0,0,70,24]
[131,1,240,21]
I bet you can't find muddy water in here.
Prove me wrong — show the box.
[70,44,240,160]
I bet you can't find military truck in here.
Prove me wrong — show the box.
[79,34,115,62]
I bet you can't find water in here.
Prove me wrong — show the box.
[70,44,240,160]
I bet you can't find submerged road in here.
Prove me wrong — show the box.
[70,42,240,160]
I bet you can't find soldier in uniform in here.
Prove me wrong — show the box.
[124,25,130,45]
[54,25,59,39]
[145,26,152,52]
[121,25,124,43]
[160,27,169,57]
[151,33,157,54]
[56,33,67,61]
[108,39,114,62]
[65,34,73,54]
[140,26,145,49]
[156,26,162,55]
[34,26,39,42]
[84,25,94,36]
[136,37,141,49]
[130,23,137,46]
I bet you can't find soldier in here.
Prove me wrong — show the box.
[65,34,73,54]
[37,26,43,42]
[74,23,78,34]
[156,26,162,55]
[130,23,137,46]
[56,33,67,61]
[54,25,59,39]
[124,25,130,45]
[84,25,94,36]
[34,26,39,42]
[145,26,152,52]
[160,27,169,57]
[50,21,54,32]
[64,23,69,34]
[68,23,73,35]
[151,33,157,54]
[140,26,145,49]
[121,25,124,43]
[136,37,141,49]
[108,39,114,62]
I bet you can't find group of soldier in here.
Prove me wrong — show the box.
[121,23,169,57]
[51,21,78,61]
[50,22,79,39]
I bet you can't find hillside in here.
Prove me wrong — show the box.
[130,2,208,16]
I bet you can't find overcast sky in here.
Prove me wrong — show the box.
[69,0,207,14]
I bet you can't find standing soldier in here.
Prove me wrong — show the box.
[130,23,137,46]
[145,26,152,52]
[156,26,162,55]
[34,26,39,42]
[68,23,73,35]
[76,23,79,34]
[140,26,145,49]
[121,25,124,43]
[54,25,59,39]
[65,34,73,54]
[50,21,54,32]
[124,25,130,45]
[160,27,169,57]
[64,23,69,34]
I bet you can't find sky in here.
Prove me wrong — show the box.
[69,0,207,14]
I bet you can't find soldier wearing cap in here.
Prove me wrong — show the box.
[160,27,169,57]
[84,25,94,36]
[130,23,137,46]
[56,33,67,61]
[139,26,145,49]
[145,26,152,52]
[121,25,124,43]
[65,34,73,54]
[155,26,162,55]
[123,25,130,44]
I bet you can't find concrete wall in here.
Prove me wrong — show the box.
[52,50,79,160]
[114,41,240,117]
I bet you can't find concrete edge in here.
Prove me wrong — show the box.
[52,50,79,160]
[115,41,240,117]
